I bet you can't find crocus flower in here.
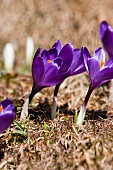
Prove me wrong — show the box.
[99,21,113,58]
[3,43,15,72]
[77,47,113,125]
[99,21,113,105]
[21,41,72,119]
[0,99,15,133]
[51,40,86,120]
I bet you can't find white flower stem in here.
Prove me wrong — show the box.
[51,96,57,120]
[20,87,40,119]
[76,86,92,125]
[20,98,29,119]
[51,83,61,120]
[76,104,86,125]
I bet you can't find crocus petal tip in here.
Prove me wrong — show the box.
[0,98,15,134]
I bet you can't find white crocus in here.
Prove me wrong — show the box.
[26,37,34,65]
[3,43,15,72]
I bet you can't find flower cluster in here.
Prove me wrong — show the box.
[21,40,86,119]
[21,20,113,125]
[1,20,113,134]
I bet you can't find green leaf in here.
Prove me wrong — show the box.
[16,130,27,135]
[74,111,78,124]
[14,120,24,131]
[43,122,47,130]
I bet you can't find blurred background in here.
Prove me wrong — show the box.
[0,0,113,71]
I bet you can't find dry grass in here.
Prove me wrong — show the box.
[1,116,113,169]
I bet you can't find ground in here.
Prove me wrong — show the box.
[0,0,113,169]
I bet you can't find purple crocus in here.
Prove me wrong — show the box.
[0,99,15,133]
[21,41,74,119]
[51,40,86,119]
[99,21,113,58]
[77,47,113,125]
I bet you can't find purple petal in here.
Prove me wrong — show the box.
[93,67,113,88]
[53,57,63,67]
[32,61,55,92]
[52,40,63,54]
[99,21,113,58]
[33,48,41,63]
[104,57,113,67]
[93,48,105,63]
[99,21,109,40]
[0,99,15,134]
[70,48,85,74]
[82,47,91,73]
[41,50,49,64]
[59,43,73,72]
[70,65,86,76]
[44,61,55,73]
[49,48,58,60]
[32,57,45,88]
[88,58,100,82]
[43,69,70,86]
[41,62,59,86]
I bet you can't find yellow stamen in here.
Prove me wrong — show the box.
[0,105,3,112]
[47,60,52,63]
[100,60,105,69]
